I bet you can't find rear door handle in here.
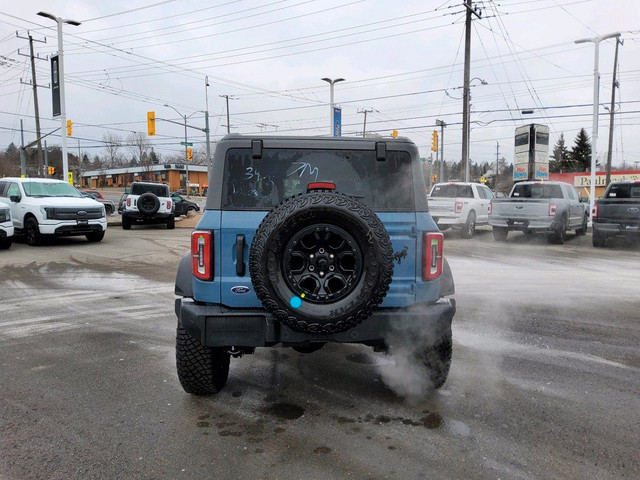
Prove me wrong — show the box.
[236,234,246,276]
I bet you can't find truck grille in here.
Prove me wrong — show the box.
[48,207,104,220]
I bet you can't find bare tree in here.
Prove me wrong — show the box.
[103,132,123,168]
[127,132,152,179]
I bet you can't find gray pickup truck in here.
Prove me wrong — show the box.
[592,181,640,247]
[489,181,589,244]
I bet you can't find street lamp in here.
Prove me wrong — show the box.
[575,32,621,216]
[463,77,487,181]
[204,76,212,173]
[164,104,199,196]
[37,11,80,184]
[321,77,345,136]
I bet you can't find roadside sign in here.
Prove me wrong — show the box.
[180,141,193,146]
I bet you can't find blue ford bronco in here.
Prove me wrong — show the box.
[174,135,456,394]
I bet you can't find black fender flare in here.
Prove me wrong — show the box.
[175,252,193,297]
[439,257,455,297]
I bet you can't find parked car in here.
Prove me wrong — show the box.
[173,135,456,395]
[81,191,115,215]
[489,181,589,244]
[83,189,104,200]
[428,182,494,238]
[0,177,106,246]
[0,200,14,249]
[175,188,187,195]
[122,182,174,229]
[171,193,200,217]
[592,180,640,247]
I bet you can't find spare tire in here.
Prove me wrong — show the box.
[249,191,393,334]
[137,192,160,215]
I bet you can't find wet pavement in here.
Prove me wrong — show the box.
[0,227,639,479]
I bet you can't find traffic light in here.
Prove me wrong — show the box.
[431,174,438,183]
[68,171,73,185]
[391,130,398,138]
[147,111,156,136]
[66,119,73,136]
[187,147,193,160]
[47,166,56,175]
[431,130,438,152]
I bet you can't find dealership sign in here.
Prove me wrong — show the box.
[574,173,640,187]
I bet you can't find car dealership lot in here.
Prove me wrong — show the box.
[1,227,639,479]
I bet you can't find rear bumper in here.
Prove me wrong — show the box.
[594,222,640,235]
[175,298,456,347]
[123,211,173,222]
[432,215,464,227]
[489,218,555,231]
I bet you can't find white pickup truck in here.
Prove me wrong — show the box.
[428,182,494,238]
[0,200,14,249]
[0,177,106,246]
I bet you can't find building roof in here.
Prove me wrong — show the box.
[81,163,208,177]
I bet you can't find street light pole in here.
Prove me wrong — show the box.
[204,76,212,173]
[321,77,344,136]
[37,11,80,184]
[575,32,621,215]
[464,78,486,181]
[164,105,199,196]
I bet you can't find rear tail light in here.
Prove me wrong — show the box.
[548,203,557,216]
[592,203,598,219]
[423,232,444,281]
[488,201,492,216]
[307,182,336,191]
[454,201,463,214]
[126,198,131,207]
[191,230,213,281]
[167,200,172,210]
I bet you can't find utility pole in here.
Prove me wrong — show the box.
[495,141,500,190]
[220,95,231,134]
[436,119,446,182]
[461,0,482,182]
[358,108,373,137]
[204,76,212,173]
[20,119,26,176]
[606,37,623,186]
[17,31,48,177]
[44,140,49,176]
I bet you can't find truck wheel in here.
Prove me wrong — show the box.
[575,214,588,236]
[249,191,394,334]
[86,231,105,242]
[592,229,606,248]
[105,204,113,216]
[122,216,132,230]
[0,238,11,249]
[548,215,567,244]
[176,323,230,395]
[461,211,476,239]
[25,217,43,246]
[492,227,508,242]
[167,216,175,229]
[420,329,452,389]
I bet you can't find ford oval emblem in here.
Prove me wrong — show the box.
[627,207,639,213]
[77,210,87,216]
[231,285,250,294]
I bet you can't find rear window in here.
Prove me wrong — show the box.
[512,183,563,199]
[131,183,169,196]
[430,184,473,198]
[221,148,414,211]
[606,183,640,198]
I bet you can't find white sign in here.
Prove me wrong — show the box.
[574,173,640,187]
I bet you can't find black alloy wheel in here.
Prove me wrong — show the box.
[25,217,42,246]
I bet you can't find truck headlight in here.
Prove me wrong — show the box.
[0,209,8,223]
[41,207,56,219]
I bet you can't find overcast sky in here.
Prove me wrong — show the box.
[1,0,639,170]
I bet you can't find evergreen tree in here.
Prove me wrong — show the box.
[550,133,571,172]
[570,128,592,172]
[149,148,159,164]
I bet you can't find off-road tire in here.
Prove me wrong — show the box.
[492,226,508,242]
[575,214,588,236]
[592,229,606,248]
[25,217,43,246]
[176,324,230,395]
[167,216,175,229]
[249,191,394,334]
[86,231,105,242]
[420,329,453,389]
[461,211,476,239]
[105,204,113,216]
[122,215,132,230]
[548,215,567,244]
[137,193,160,215]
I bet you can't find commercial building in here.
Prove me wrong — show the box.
[80,164,209,195]
[549,170,640,199]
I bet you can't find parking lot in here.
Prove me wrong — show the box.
[1,226,639,479]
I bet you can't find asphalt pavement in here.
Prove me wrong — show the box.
[0,226,638,479]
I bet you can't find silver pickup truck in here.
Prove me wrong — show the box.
[489,181,589,244]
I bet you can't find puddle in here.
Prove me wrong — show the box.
[260,403,305,420]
